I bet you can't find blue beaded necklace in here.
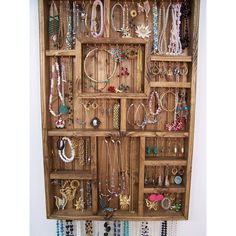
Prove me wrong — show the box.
[56,220,64,236]
[123,221,129,236]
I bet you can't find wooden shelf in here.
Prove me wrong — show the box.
[48,130,189,138]
[150,55,192,62]
[149,82,191,88]
[45,50,76,56]
[49,170,92,180]
[77,93,148,99]
[144,158,187,166]
[78,37,147,45]
[144,186,185,194]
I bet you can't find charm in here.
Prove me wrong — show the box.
[54,196,68,210]
[171,202,182,212]
[119,194,131,210]
[90,117,101,128]
[122,27,132,38]
[135,24,151,39]
[59,104,69,115]
[55,117,65,129]
[174,175,183,185]
[145,199,159,211]
[161,197,171,210]
[148,194,164,202]
[108,85,116,93]
[74,196,85,211]
[60,180,80,201]
[130,9,137,18]
[108,48,122,62]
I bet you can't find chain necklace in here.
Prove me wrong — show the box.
[85,180,92,208]
[65,1,73,49]
[49,1,59,48]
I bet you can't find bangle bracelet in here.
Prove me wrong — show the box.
[58,137,75,163]
[160,90,177,112]
[84,48,117,84]
[90,0,104,37]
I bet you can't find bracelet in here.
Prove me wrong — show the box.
[148,91,162,116]
[160,90,177,112]
[90,0,104,38]
[84,48,117,84]
[58,137,75,163]
[111,2,124,32]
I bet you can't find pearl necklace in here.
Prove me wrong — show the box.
[168,3,182,55]
[49,61,66,117]
[58,137,75,163]
[90,0,104,38]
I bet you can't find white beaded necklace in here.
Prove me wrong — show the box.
[49,61,64,117]
[58,137,75,163]
[168,3,182,55]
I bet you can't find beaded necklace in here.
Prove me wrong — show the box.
[91,0,104,38]
[140,221,150,236]
[113,221,121,236]
[161,221,167,236]
[56,220,65,236]
[65,220,74,236]
[65,1,73,49]
[123,221,129,236]
[152,1,159,54]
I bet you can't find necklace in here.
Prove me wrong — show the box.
[122,2,131,38]
[56,220,64,236]
[113,220,121,236]
[161,221,167,236]
[65,220,74,236]
[65,1,73,49]
[111,2,124,33]
[49,60,68,121]
[90,0,104,37]
[49,1,59,48]
[140,221,150,236]
[123,221,129,236]
[152,1,159,53]
[58,137,75,163]
[168,3,182,55]
[159,3,171,54]
[86,180,92,208]
[113,103,120,129]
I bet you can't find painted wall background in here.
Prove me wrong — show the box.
[30,0,206,235]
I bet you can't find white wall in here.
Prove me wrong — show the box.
[30,0,206,235]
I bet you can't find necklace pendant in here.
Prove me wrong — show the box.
[74,196,85,211]
[54,195,68,210]
[59,104,69,115]
[119,194,130,210]
[56,117,65,129]
[121,27,131,38]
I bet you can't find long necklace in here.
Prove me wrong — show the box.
[140,221,150,236]
[152,1,159,53]
[65,220,74,236]
[168,3,182,55]
[56,220,64,236]
[65,1,73,49]
[49,1,59,48]
[49,60,68,119]
[90,0,104,37]
[113,221,121,236]
[158,3,171,54]
[161,221,167,236]
[58,137,75,163]
[123,221,129,236]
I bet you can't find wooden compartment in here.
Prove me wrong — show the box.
[39,0,200,220]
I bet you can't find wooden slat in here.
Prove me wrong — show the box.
[45,50,76,56]
[50,170,92,180]
[144,159,187,166]
[150,55,192,62]
[183,0,201,220]
[150,82,191,88]
[48,130,189,138]
[144,186,186,194]
[138,137,145,216]
[77,93,148,99]
[78,37,147,44]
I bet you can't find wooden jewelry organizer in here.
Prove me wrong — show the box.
[39,0,200,221]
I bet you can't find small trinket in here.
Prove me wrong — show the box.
[60,180,80,201]
[171,202,182,212]
[135,24,151,39]
[174,175,183,185]
[54,196,68,210]
[148,194,164,202]
[145,199,159,211]
[90,117,101,128]
[56,117,65,129]
[161,197,171,210]
[108,85,116,93]
[119,194,130,210]
[74,196,85,211]
[59,104,69,115]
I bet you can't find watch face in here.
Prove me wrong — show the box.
[174,175,183,185]
[90,117,101,128]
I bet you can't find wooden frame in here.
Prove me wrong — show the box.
[39,0,200,221]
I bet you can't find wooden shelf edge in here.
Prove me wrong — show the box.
[144,159,187,166]
[150,55,192,62]
[45,50,76,56]
[144,187,185,193]
[77,37,147,44]
[77,93,148,99]
[149,82,191,88]
[47,130,189,138]
[49,170,92,180]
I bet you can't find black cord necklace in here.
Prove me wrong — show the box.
[65,220,74,236]
[161,221,167,236]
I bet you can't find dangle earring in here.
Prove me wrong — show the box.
[164,166,170,187]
